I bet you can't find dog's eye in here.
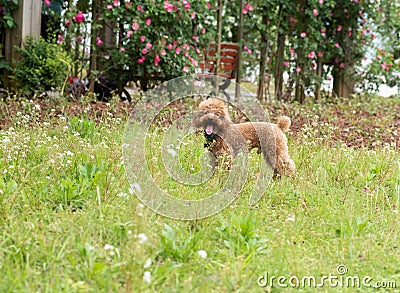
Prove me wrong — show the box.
[216,113,220,117]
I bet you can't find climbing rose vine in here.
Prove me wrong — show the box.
[100,0,212,90]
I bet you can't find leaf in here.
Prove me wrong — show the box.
[6,180,18,194]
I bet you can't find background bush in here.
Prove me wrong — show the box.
[12,37,71,95]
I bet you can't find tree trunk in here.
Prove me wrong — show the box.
[274,33,285,101]
[257,11,269,102]
[235,0,243,100]
[316,58,322,101]
[333,68,355,98]
[88,0,98,94]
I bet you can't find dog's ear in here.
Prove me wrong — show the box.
[219,112,231,127]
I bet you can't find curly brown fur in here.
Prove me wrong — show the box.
[192,98,295,176]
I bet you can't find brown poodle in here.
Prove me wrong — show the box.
[192,98,295,176]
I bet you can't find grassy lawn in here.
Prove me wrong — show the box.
[0,95,399,292]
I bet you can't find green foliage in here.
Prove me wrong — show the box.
[0,0,18,79]
[68,116,97,139]
[157,224,203,262]
[12,38,71,95]
[215,212,262,255]
[0,0,18,29]
[362,1,400,93]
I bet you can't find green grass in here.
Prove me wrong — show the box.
[0,97,399,292]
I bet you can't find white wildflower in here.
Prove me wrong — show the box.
[197,250,207,259]
[143,271,151,284]
[143,258,152,269]
[137,233,148,244]
[286,215,295,222]
[104,244,114,250]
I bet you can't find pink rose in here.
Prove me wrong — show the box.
[182,66,189,73]
[132,22,140,31]
[176,47,181,54]
[142,48,148,55]
[96,37,103,46]
[44,0,51,6]
[313,9,318,17]
[146,42,152,49]
[127,30,133,38]
[57,33,64,44]
[167,44,173,50]
[183,0,190,10]
[155,54,160,66]
[284,61,289,67]
[242,3,253,15]
[140,36,146,42]
[300,32,307,38]
[245,3,254,12]
[164,1,173,12]
[146,19,151,26]
[161,50,167,56]
[73,12,85,23]
[191,59,199,67]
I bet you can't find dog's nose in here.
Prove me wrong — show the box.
[208,117,214,121]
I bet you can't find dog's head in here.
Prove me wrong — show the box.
[192,98,231,137]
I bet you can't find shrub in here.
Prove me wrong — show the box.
[12,37,71,95]
[99,0,213,91]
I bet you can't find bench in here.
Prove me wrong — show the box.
[198,43,239,100]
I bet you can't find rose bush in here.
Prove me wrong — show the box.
[99,0,213,91]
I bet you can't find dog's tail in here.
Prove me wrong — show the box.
[277,116,291,132]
